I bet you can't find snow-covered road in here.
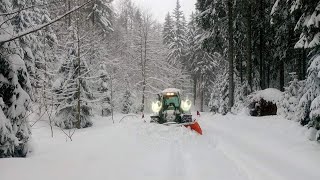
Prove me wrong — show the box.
[1,113,320,180]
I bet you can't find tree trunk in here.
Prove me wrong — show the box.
[193,74,197,106]
[92,0,95,25]
[76,24,81,129]
[200,75,204,112]
[279,60,285,92]
[68,0,71,27]
[141,15,149,113]
[111,71,114,123]
[247,0,253,92]
[228,0,234,111]
[298,49,303,80]
[240,58,243,83]
[267,65,270,88]
[302,48,307,79]
[259,0,265,90]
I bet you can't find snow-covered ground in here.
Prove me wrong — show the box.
[1,112,320,180]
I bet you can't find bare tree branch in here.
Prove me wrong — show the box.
[0,0,93,44]
[0,1,63,16]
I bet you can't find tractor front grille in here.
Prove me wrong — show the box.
[182,115,192,123]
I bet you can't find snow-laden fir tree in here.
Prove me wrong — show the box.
[121,89,133,114]
[97,64,111,116]
[232,78,250,114]
[88,0,113,32]
[167,0,187,65]
[53,26,93,129]
[209,69,229,115]
[0,98,17,157]
[278,73,304,121]
[0,2,32,157]
[12,0,57,93]
[299,54,320,127]
[195,0,228,54]
[186,12,220,111]
[287,1,320,139]
[163,12,175,46]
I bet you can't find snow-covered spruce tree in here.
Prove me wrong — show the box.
[121,89,133,114]
[0,50,32,156]
[193,47,218,111]
[232,77,250,113]
[195,0,228,55]
[288,2,320,140]
[185,12,198,104]
[209,69,229,115]
[167,0,187,65]
[0,2,32,156]
[12,0,57,95]
[53,25,93,129]
[277,73,304,121]
[97,64,111,116]
[87,0,113,32]
[163,12,175,46]
[298,53,320,127]
[0,98,16,157]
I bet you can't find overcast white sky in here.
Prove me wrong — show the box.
[114,0,197,23]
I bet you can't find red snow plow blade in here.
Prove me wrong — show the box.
[185,121,202,135]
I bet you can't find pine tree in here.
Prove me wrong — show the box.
[208,68,229,115]
[97,64,111,116]
[121,89,133,114]
[11,0,57,93]
[278,73,302,121]
[163,12,174,46]
[196,0,228,54]
[168,0,187,65]
[192,34,219,111]
[299,54,320,127]
[89,0,113,32]
[0,1,32,157]
[53,25,93,129]
[290,1,320,138]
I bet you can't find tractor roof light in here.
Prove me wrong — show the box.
[166,92,175,96]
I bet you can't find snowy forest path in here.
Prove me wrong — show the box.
[1,113,320,180]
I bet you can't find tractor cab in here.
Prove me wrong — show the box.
[163,92,179,110]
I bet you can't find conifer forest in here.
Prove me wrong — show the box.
[1,1,320,180]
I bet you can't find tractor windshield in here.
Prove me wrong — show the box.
[163,95,180,109]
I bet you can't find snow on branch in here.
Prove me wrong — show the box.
[0,0,93,44]
[0,1,60,16]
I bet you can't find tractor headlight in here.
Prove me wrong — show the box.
[181,99,192,112]
[152,101,162,113]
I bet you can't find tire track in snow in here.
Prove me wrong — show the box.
[187,132,249,180]
[127,120,250,180]
[168,138,187,179]
[201,115,310,180]
[209,126,286,180]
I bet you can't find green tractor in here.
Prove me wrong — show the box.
[150,88,192,124]
[150,88,202,134]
